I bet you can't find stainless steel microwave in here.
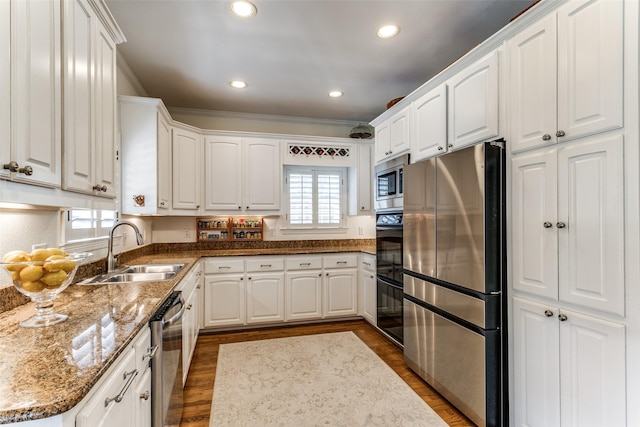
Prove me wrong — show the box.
[374,154,408,212]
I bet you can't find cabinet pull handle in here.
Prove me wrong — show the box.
[437,146,443,151]
[140,391,150,401]
[556,130,566,137]
[142,345,158,362]
[363,261,371,266]
[260,264,272,267]
[543,222,553,228]
[336,261,347,265]
[542,134,551,141]
[300,262,311,266]
[544,310,553,317]
[186,304,193,310]
[105,369,138,407]
[92,184,107,192]
[448,144,453,148]
[558,313,568,321]
[556,222,566,229]
[196,284,201,289]
[218,266,231,270]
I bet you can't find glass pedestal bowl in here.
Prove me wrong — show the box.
[1,252,92,328]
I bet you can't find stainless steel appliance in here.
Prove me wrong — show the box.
[376,211,403,345]
[374,154,408,212]
[150,291,186,427]
[403,141,506,427]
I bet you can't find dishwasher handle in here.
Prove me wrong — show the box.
[162,295,186,329]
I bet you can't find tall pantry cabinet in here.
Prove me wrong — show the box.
[508,0,635,426]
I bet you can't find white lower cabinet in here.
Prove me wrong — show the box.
[359,253,376,325]
[204,273,245,327]
[512,297,626,427]
[324,268,358,317]
[179,263,203,385]
[246,272,285,323]
[76,327,151,427]
[286,269,323,321]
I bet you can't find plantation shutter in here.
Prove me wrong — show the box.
[289,172,313,225]
[317,172,341,225]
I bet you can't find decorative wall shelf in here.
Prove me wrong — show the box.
[197,216,263,241]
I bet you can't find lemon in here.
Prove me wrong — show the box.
[43,255,66,272]
[2,250,29,263]
[47,248,67,257]
[21,281,46,293]
[30,249,53,262]
[19,265,45,282]
[41,270,68,288]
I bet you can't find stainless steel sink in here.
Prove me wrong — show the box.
[78,263,185,284]
[121,264,185,274]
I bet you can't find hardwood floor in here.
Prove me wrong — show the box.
[180,320,475,427]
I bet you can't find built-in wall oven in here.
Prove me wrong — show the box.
[376,211,403,345]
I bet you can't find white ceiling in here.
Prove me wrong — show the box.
[106,0,534,123]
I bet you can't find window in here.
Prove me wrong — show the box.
[285,166,346,228]
[62,209,116,244]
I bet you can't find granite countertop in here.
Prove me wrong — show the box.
[0,243,375,424]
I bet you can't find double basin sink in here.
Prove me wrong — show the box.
[79,263,185,284]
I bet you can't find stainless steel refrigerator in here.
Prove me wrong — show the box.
[403,141,506,427]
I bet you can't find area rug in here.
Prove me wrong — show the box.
[209,332,448,426]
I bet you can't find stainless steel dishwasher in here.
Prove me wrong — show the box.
[150,291,185,427]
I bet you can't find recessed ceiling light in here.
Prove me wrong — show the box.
[230,80,248,89]
[230,1,257,18]
[377,24,400,39]
[328,91,343,98]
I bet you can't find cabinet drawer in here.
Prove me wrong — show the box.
[360,254,376,272]
[286,256,322,270]
[204,258,245,274]
[323,253,358,269]
[246,257,284,272]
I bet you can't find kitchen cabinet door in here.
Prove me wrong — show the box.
[508,13,557,153]
[204,136,243,211]
[447,50,499,150]
[374,108,410,164]
[411,84,448,162]
[324,268,358,318]
[557,134,624,315]
[244,138,281,211]
[286,270,323,321]
[557,0,623,142]
[172,126,202,211]
[203,274,245,327]
[512,297,561,427]
[9,0,62,187]
[246,272,285,324]
[359,254,376,325]
[133,369,152,427]
[511,149,558,300]
[183,280,198,384]
[348,141,373,215]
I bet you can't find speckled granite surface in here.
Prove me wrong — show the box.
[0,240,374,424]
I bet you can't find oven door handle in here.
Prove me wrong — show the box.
[377,276,404,291]
[376,226,403,231]
[162,296,186,329]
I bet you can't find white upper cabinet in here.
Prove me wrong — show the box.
[410,84,447,163]
[2,0,61,187]
[204,136,281,212]
[63,0,121,198]
[509,0,623,153]
[348,142,373,215]
[446,50,499,151]
[511,133,625,316]
[374,107,410,164]
[172,126,202,211]
[119,97,172,214]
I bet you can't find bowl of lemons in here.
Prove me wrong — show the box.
[1,249,92,327]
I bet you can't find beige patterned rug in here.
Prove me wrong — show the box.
[209,332,448,426]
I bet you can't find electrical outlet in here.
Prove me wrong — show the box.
[184,228,191,239]
[358,227,363,235]
[31,243,46,251]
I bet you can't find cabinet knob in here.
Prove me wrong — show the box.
[246,206,249,210]
[544,310,553,317]
[139,391,150,401]
[92,184,107,192]
[558,313,568,321]
[370,275,374,279]
[186,304,193,310]
[542,134,551,141]
[437,146,443,151]
[238,206,242,209]
[556,222,566,229]
[2,161,18,172]
[361,206,365,210]
[18,165,33,176]
[556,130,566,137]
[543,222,553,228]
[448,144,453,148]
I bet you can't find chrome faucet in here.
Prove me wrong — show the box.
[107,220,144,272]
